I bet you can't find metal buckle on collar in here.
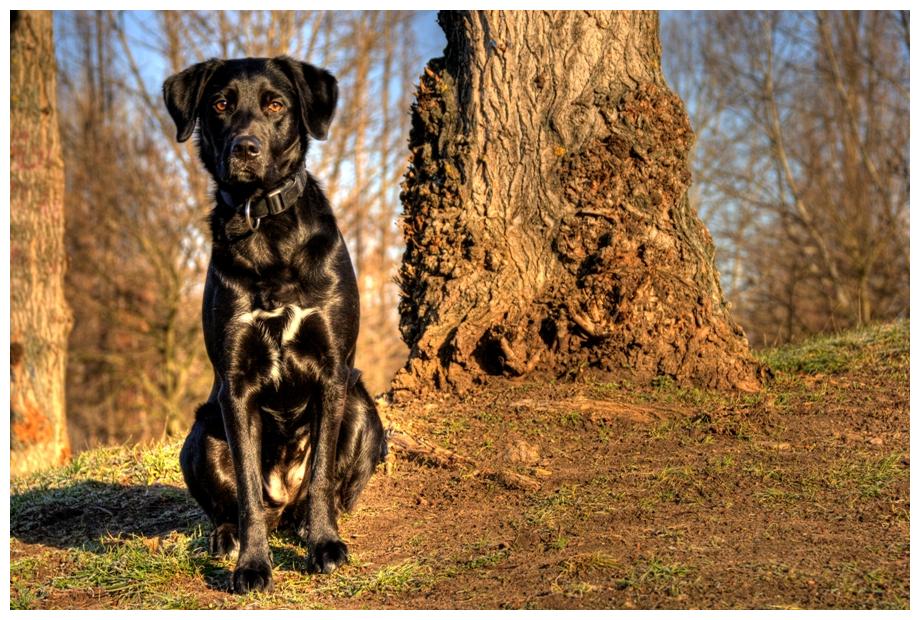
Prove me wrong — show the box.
[244,198,261,231]
[265,187,285,215]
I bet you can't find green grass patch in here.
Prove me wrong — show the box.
[431,417,470,448]
[551,551,620,597]
[10,554,53,609]
[829,563,908,609]
[525,484,581,529]
[459,548,510,571]
[650,465,706,505]
[758,320,908,376]
[616,556,693,596]
[561,410,584,427]
[821,453,906,499]
[521,479,623,541]
[48,531,211,607]
[753,486,802,507]
[650,376,710,405]
[12,441,185,494]
[327,559,434,598]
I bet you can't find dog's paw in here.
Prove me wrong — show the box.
[308,539,349,574]
[232,557,273,594]
[209,524,240,558]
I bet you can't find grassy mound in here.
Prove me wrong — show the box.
[11,320,909,609]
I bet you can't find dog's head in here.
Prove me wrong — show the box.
[163,57,337,189]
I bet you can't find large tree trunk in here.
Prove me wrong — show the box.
[394,11,762,397]
[10,11,73,475]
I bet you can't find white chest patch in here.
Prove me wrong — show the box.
[236,305,319,386]
[281,306,317,343]
[238,305,318,343]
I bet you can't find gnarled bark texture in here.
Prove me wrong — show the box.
[11,11,73,475]
[394,11,762,397]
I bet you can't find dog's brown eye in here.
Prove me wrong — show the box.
[213,99,228,113]
[267,101,285,113]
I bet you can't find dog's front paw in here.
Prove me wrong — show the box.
[232,557,273,594]
[308,539,349,574]
[209,523,240,558]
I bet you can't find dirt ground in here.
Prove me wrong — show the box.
[9,321,909,609]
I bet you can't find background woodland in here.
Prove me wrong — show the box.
[52,11,907,451]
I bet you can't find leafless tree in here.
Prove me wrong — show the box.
[662,11,908,345]
[394,11,762,397]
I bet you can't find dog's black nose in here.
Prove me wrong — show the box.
[231,135,262,160]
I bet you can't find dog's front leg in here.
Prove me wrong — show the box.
[218,386,273,593]
[301,370,349,573]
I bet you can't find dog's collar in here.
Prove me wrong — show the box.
[219,168,309,231]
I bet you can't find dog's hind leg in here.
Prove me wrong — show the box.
[286,371,386,537]
[334,371,388,514]
[180,400,241,557]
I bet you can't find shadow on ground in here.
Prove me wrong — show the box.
[10,480,319,594]
[11,481,205,549]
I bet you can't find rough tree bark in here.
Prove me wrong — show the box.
[10,11,73,475]
[394,11,762,397]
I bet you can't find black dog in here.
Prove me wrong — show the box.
[163,57,387,594]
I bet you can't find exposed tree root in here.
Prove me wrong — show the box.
[511,396,673,425]
[387,430,541,492]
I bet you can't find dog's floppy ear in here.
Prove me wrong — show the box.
[274,56,338,141]
[162,59,223,143]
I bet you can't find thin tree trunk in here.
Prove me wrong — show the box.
[11,10,73,475]
[394,10,762,397]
